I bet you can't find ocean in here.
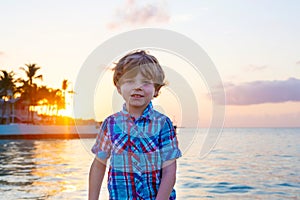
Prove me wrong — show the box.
[0,128,299,199]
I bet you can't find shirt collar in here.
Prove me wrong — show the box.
[121,101,154,121]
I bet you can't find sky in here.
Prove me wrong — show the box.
[0,0,299,127]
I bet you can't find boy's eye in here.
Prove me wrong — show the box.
[123,79,134,83]
[142,80,152,84]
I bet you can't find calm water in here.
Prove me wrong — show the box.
[0,128,299,199]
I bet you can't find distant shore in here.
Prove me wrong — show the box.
[0,124,98,139]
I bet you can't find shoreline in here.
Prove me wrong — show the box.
[0,124,98,139]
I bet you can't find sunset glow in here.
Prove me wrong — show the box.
[1,1,299,127]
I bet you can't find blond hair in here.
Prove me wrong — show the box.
[113,50,166,97]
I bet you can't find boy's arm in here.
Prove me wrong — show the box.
[89,157,107,200]
[156,160,177,200]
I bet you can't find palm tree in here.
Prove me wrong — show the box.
[62,79,69,92]
[20,63,43,86]
[19,63,43,123]
[0,70,17,124]
[61,79,69,113]
[36,85,51,115]
[54,89,65,115]
[0,70,16,96]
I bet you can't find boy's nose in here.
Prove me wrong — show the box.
[133,81,144,90]
[133,83,143,90]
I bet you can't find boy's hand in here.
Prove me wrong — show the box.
[88,157,107,200]
[156,160,177,200]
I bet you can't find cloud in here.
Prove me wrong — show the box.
[107,0,170,30]
[245,64,268,72]
[214,78,300,105]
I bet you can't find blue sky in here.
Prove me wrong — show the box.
[1,0,299,127]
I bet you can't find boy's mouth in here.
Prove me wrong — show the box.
[131,94,144,98]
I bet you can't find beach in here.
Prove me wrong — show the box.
[0,128,299,199]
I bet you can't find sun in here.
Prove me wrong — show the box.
[58,106,73,117]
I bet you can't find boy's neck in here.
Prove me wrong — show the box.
[126,105,147,119]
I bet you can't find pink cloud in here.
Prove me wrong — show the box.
[107,0,170,30]
[216,78,300,105]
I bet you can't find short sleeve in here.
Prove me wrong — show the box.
[91,118,112,160]
[159,117,182,162]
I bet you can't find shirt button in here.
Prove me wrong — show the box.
[133,161,138,165]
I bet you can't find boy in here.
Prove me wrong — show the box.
[89,50,181,200]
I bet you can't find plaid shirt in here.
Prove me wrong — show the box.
[92,102,182,200]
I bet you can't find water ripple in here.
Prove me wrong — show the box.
[208,182,255,194]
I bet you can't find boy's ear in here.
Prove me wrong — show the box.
[154,90,159,97]
[154,85,162,97]
[117,86,122,94]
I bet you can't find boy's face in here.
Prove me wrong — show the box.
[118,72,156,114]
